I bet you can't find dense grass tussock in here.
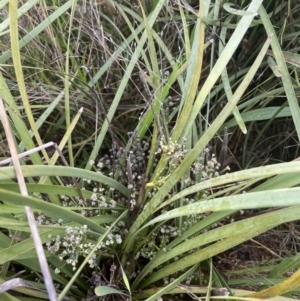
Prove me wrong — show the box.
[0,0,300,300]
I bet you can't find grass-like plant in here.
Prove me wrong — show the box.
[0,0,300,300]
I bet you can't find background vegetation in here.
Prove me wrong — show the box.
[0,0,300,300]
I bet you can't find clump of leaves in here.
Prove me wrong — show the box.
[1,0,300,301]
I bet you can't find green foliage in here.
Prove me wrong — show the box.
[0,0,300,300]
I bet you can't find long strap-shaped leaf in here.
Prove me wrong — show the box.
[181,0,264,139]
[258,5,300,140]
[136,205,300,288]
[248,266,300,298]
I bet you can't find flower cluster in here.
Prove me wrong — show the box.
[156,136,187,168]
[163,273,198,285]
[191,148,221,180]
[36,213,63,226]
[95,132,149,214]
[46,222,125,271]
[135,214,208,261]
[47,225,96,270]
[97,132,148,186]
